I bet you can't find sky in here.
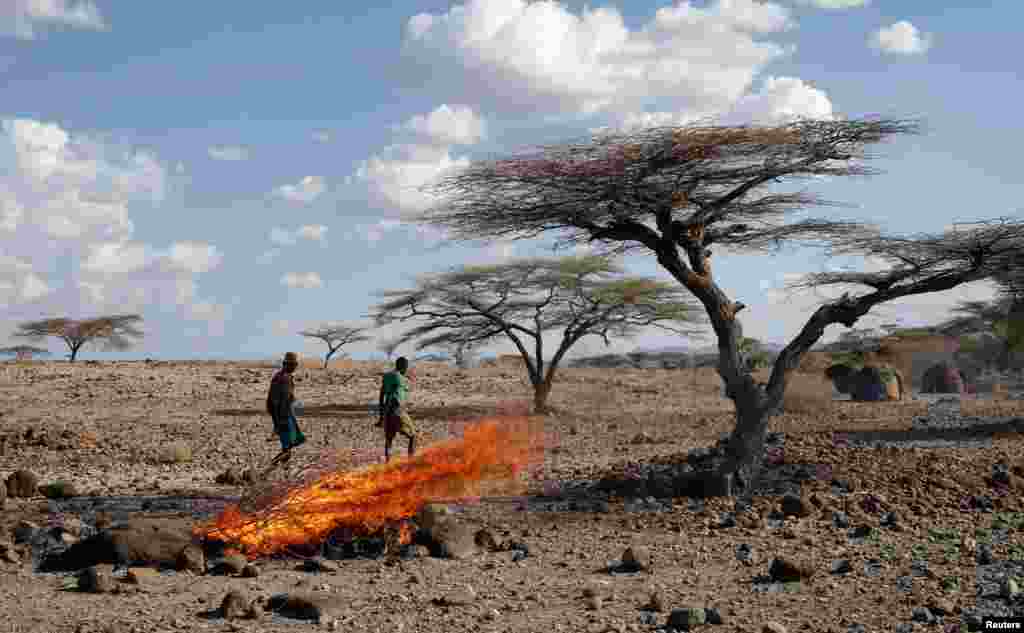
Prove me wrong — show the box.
[1,0,1022,364]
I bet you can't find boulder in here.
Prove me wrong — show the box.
[40,518,194,571]
[922,362,964,394]
[6,470,38,498]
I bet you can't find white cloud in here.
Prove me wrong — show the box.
[402,0,794,118]
[793,0,868,8]
[871,21,931,55]
[616,76,833,130]
[269,225,328,246]
[404,104,486,146]
[273,175,326,203]
[0,117,227,335]
[282,272,323,289]
[207,145,249,161]
[351,144,470,217]
[2,0,107,40]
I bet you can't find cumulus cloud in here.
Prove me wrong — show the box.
[273,175,326,203]
[404,104,486,146]
[269,225,328,246]
[207,145,249,161]
[282,272,322,289]
[0,117,227,335]
[615,76,833,131]
[2,0,107,40]
[871,21,931,55]
[350,143,469,217]
[793,0,868,8]
[401,0,794,118]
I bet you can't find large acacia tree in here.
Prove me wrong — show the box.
[299,324,372,369]
[417,117,1024,498]
[14,315,144,362]
[370,255,706,412]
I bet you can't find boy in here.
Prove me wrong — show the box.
[266,352,306,462]
[377,356,416,462]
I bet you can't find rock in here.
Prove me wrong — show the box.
[77,566,115,593]
[769,556,816,582]
[1003,577,1021,598]
[911,607,936,625]
[6,470,38,498]
[894,624,913,633]
[474,528,500,551]
[621,545,651,572]
[220,591,249,620]
[762,623,788,633]
[41,517,194,572]
[780,493,809,518]
[12,520,38,544]
[667,608,706,631]
[977,544,994,565]
[174,545,205,574]
[927,597,955,616]
[847,625,866,633]
[832,511,850,529]
[267,592,333,622]
[644,588,665,612]
[300,558,336,573]
[735,544,755,565]
[584,595,602,611]
[241,564,259,578]
[716,512,737,529]
[428,518,477,560]
[417,504,452,532]
[215,468,245,485]
[830,559,852,575]
[704,607,723,625]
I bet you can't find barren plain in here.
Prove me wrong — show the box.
[1,359,1023,633]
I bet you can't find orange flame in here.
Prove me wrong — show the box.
[194,416,544,559]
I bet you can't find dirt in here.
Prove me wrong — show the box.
[1,359,1023,633]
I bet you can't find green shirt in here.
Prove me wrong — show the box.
[382,371,409,405]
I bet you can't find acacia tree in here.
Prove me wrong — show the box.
[299,324,372,369]
[370,255,705,412]
[0,345,51,359]
[14,315,144,362]
[939,259,1024,369]
[417,116,1024,498]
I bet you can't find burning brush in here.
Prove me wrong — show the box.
[194,415,544,559]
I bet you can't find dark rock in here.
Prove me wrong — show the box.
[717,512,737,529]
[847,625,866,633]
[77,566,115,593]
[266,592,331,622]
[911,607,936,625]
[174,545,204,574]
[474,529,500,552]
[241,564,259,578]
[736,544,754,565]
[220,590,249,620]
[780,493,809,518]
[880,511,898,528]
[832,511,850,529]
[621,545,650,572]
[41,518,193,572]
[769,557,815,582]
[667,607,706,631]
[830,559,852,575]
[6,470,38,498]
[704,607,723,625]
[894,624,914,633]
[977,544,994,565]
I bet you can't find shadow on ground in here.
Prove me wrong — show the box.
[833,417,1024,446]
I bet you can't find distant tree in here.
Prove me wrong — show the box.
[299,324,372,369]
[0,345,51,359]
[370,255,705,413]
[13,315,144,363]
[417,114,1024,497]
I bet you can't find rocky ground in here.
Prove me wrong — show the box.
[1,359,1023,633]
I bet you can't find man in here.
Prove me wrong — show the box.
[377,356,416,462]
[266,352,306,462]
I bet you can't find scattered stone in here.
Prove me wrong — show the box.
[847,625,865,633]
[911,607,936,625]
[894,624,914,633]
[832,511,850,529]
[927,597,955,616]
[220,590,250,620]
[879,511,898,528]
[977,544,994,565]
[896,576,913,593]
[12,520,38,544]
[621,545,650,572]
[240,564,259,578]
[423,514,477,560]
[716,512,737,529]
[780,493,809,518]
[830,559,852,575]
[704,607,723,625]
[667,607,706,631]
[643,588,665,612]
[768,556,816,582]
[218,553,248,575]
[862,558,883,578]
[6,470,38,498]
[215,468,246,485]
[910,560,931,578]
[300,558,336,573]
[436,585,477,607]
[762,623,788,633]
[474,529,500,551]
[40,480,79,498]
[77,566,115,593]
[735,544,754,565]
[585,595,602,611]
[41,517,193,572]
[267,592,331,622]
[174,545,204,574]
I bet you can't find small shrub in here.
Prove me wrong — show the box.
[160,441,193,463]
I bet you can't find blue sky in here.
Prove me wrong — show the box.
[1,0,1022,363]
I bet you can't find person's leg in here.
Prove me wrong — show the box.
[401,430,415,457]
[384,431,395,462]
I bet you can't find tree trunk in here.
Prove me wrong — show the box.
[532,380,552,414]
[713,377,773,499]
[69,346,79,363]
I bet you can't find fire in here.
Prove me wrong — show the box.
[194,416,544,559]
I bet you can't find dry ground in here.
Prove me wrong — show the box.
[1,359,1023,633]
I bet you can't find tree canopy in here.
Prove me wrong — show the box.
[416,115,1024,497]
[13,315,144,362]
[370,254,706,411]
[299,324,372,369]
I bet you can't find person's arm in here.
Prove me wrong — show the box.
[378,378,387,424]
